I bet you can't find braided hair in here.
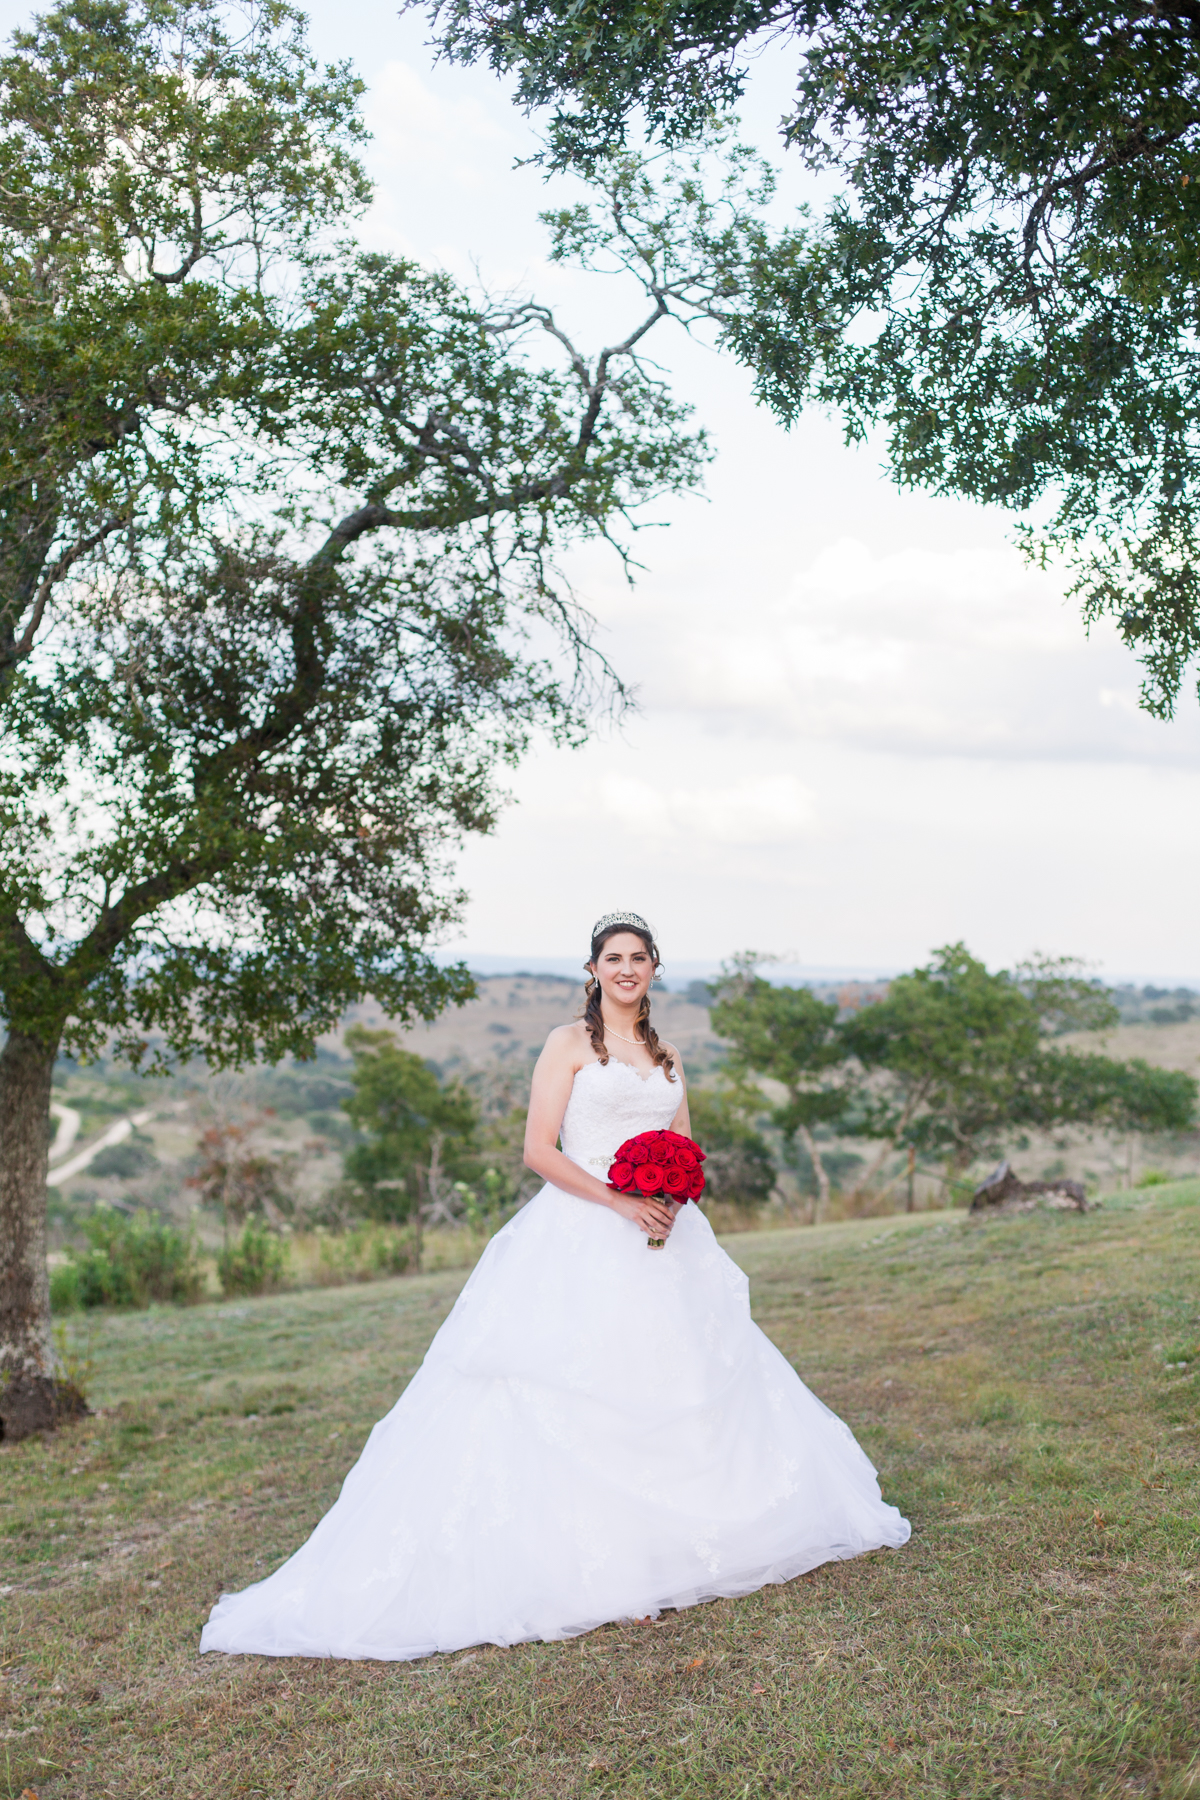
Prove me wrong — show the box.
[582,923,676,1079]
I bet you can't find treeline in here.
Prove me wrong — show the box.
[701,944,1197,1218]
[51,942,1198,1309]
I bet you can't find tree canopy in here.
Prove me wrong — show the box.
[841,944,1197,1172]
[709,956,848,1213]
[341,1027,479,1222]
[429,0,1200,714]
[0,0,713,1075]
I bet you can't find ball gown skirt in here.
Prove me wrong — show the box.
[199,1059,910,1661]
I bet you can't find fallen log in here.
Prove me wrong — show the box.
[971,1160,1095,1214]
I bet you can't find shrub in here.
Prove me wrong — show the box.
[51,1320,94,1405]
[49,1260,83,1312]
[687,1089,777,1208]
[53,1209,204,1310]
[217,1219,290,1297]
[189,1118,291,1232]
[306,1223,420,1286]
[1136,1169,1172,1187]
[90,1138,158,1179]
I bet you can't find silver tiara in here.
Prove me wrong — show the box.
[591,910,652,939]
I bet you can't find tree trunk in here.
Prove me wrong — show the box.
[852,1137,896,1204]
[0,1027,87,1439]
[795,1123,831,1224]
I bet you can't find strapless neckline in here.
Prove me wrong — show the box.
[576,1058,675,1088]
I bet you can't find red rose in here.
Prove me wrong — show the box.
[634,1163,665,1195]
[608,1160,634,1190]
[624,1142,650,1167]
[675,1146,698,1171]
[663,1165,688,1197]
[648,1139,671,1166]
[687,1170,705,1199]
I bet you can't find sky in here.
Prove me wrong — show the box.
[6,0,1199,982]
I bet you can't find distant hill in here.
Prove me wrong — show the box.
[327,973,726,1078]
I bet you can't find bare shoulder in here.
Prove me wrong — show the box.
[539,1020,592,1067]
[662,1043,687,1084]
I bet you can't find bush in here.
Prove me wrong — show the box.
[52,1208,204,1310]
[1136,1169,1173,1187]
[49,1260,83,1312]
[90,1138,158,1179]
[304,1223,419,1286]
[217,1219,290,1297]
[687,1089,778,1208]
[51,1320,94,1405]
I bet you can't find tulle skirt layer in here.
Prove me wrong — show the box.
[200,1187,910,1661]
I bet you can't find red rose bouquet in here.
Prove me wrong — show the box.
[606,1129,707,1247]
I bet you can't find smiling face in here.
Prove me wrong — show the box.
[589,930,657,1009]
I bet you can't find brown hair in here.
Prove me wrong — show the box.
[582,923,676,1079]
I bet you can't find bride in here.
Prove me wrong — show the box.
[200,911,910,1661]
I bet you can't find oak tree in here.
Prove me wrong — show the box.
[842,944,1197,1180]
[0,0,728,1435]
[432,0,1200,713]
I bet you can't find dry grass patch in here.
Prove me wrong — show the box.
[3,1187,1199,1797]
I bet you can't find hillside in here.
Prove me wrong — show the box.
[334,972,723,1076]
[42,977,722,1249]
[40,986,1200,1245]
[5,1183,1199,1797]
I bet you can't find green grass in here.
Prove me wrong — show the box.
[4,1185,1200,1799]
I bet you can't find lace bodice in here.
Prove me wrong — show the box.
[559,1059,682,1172]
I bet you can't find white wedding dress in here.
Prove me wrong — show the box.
[200,1060,909,1661]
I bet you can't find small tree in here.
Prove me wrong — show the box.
[710,957,851,1221]
[685,1087,777,1211]
[342,1027,479,1230]
[842,944,1197,1189]
[0,0,756,1434]
[188,1117,290,1242]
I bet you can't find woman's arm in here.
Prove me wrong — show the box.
[523,1027,679,1238]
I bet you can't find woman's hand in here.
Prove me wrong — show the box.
[607,1191,679,1239]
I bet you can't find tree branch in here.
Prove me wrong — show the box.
[0,910,58,993]
[1021,118,1200,293]
[0,512,131,674]
[62,852,228,981]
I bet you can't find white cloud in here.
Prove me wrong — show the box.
[598,773,816,844]
[284,5,1200,973]
[576,535,1200,766]
[364,61,510,177]
[356,61,551,284]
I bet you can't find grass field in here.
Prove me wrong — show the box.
[3,1185,1199,1799]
